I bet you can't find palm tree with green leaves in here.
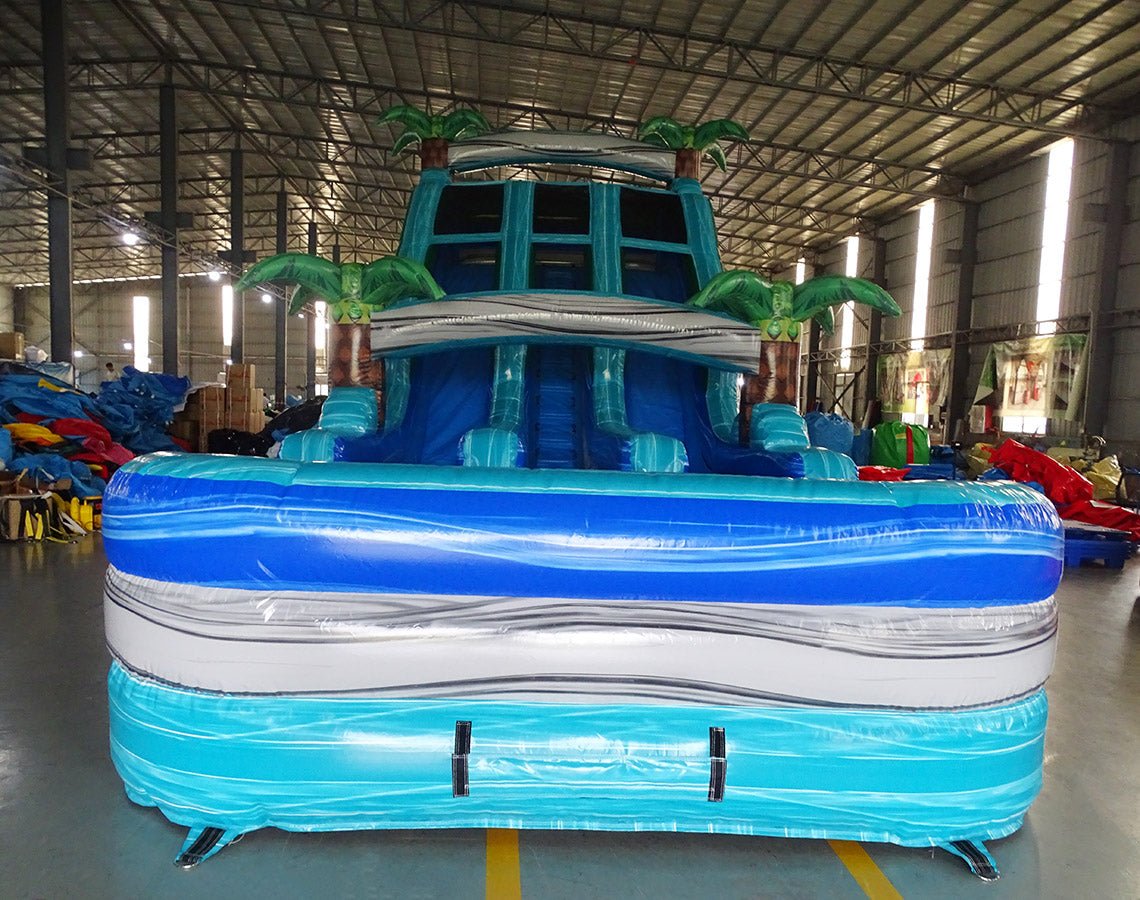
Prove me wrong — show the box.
[636,116,750,178]
[690,270,901,412]
[235,253,444,389]
[687,270,901,341]
[378,105,492,169]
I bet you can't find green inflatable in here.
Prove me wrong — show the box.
[871,421,931,468]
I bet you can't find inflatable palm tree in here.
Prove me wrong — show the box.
[378,105,492,169]
[235,254,444,389]
[688,271,900,340]
[688,270,901,408]
[636,116,750,178]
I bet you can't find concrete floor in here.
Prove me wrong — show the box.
[1,536,1137,899]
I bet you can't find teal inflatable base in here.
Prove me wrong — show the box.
[108,663,1046,847]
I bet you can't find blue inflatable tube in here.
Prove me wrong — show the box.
[104,454,1063,608]
[108,662,1047,846]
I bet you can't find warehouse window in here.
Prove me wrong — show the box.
[221,284,233,349]
[132,295,149,372]
[839,236,858,369]
[1035,139,1074,336]
[795,257,806,285]
[1001,414,1047,437]
[314,300,328,376]
[1000,139,1074,437]
[910,200,935,351]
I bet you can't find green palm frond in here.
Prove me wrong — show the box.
[361,256,446,309]
[234,253,341,302]
[377,105,433,137]
[792,275,902,323]
[692,119,750,150]
[686,270,775,326]
[704,143,728,171]
[288,285,316,316]
[441,109,492,142]
[813,306,836,336]
[636,115,685,149]
[392,130,422,156]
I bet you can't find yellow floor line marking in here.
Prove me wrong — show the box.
[828,841,903,900]
[486,829,522,900]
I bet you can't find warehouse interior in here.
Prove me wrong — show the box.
[1,2,1139,898]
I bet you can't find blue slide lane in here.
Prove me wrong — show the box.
[103,455,1063,607]
[109,662,1047,845]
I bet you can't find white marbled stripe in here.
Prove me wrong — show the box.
[369,293,762,370]
[447,132,676,181]
[105,567,1056,710]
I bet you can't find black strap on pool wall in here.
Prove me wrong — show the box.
[708,726,727,802]
[452,720,472,797]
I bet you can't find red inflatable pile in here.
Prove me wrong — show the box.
[988,439,1140,540]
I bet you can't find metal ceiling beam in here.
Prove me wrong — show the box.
[103,0,353,265]
[739,0,1140,230]
[14,121,957,203]
[204,0,1119,136]
[0,143,241,281]
[62,165,862,239]
[0,58,964,189]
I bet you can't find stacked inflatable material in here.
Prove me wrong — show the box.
[104,455,1061,862]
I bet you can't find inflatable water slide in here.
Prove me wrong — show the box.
[103,117,1062,877]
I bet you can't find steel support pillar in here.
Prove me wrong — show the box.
[41,0,73,362]
[230,147,245,363]
[804,321,821,411]
[274,189,287,405]
[947,201,980,438]
[305,219,317,398]
[863,236,887,404]
[1084,141,1131,438]
[159,82,180,375]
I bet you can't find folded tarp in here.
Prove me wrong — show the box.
[8,451,106,498]
[988,439,1094,507]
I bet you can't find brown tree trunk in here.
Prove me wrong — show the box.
[738,341,802,444]
[328,321,385,425]
[419,138,449,170]
[674,148,701,179]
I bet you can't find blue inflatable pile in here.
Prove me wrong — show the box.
[0,363,190,497]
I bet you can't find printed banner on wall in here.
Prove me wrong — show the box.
[973,333,1088,422]
[877,349,951,416]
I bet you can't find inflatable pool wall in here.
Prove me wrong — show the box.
[104,128,1062,876]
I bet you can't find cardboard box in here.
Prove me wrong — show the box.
[225,363,256,386]
[0,469,70,495]
[1,492,55,541]
[0,331,24,361]
[222,371,265,432]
